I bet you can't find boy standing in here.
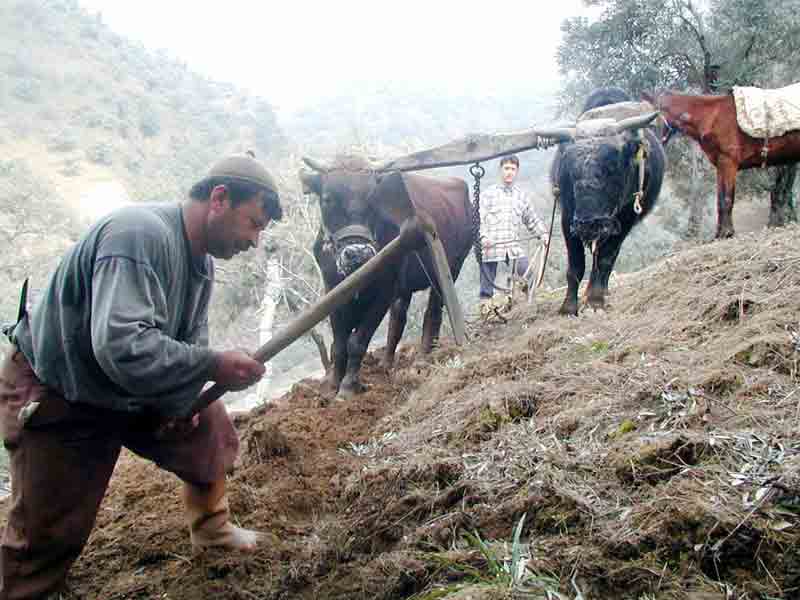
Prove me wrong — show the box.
[478,155,548,304]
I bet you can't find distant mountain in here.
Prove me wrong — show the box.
[281,81,563,188]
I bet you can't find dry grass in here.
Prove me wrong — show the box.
[361,225,800,598]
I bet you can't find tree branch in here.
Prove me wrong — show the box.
[283,289,330,371]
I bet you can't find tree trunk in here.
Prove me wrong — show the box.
[686,144,705,239]
[768,164,797,227]
[255,259,282,405]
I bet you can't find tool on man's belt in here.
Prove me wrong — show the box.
[4,279,40,426]
[17,401,41,426]
[2,278,28,344]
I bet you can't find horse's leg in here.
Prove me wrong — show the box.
[715,157,738,239]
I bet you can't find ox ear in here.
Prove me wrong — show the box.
[621,136,641,164]
[298,169,321,196]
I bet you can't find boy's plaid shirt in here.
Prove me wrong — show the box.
[479,183,548,263]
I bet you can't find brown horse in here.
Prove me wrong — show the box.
[643,90,800,238]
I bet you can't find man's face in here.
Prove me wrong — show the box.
[501,162,518,185]
[206,186,269,259]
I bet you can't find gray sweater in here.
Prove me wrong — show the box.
[13,203,217,417]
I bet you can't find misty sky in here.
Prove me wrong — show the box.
[77,1,594,113]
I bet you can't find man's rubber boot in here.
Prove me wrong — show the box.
[183,478,264,553]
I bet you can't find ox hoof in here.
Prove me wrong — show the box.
[319,380,340,398]
[336,381,365,401]
[587,299,606,313]
[559,302,578,317]
[420,342,438,355]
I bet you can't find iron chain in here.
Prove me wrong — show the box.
[469,162,486,266]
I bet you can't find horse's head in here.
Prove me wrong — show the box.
[642,91,694,146]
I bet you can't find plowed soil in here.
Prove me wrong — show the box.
[3,226,800,599]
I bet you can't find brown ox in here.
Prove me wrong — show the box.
[300,157,470,400]
[644,90,800,239]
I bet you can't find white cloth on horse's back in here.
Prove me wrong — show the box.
[733,82,800,138]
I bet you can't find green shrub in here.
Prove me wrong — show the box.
[12,80,40,102]
[0,160,19,178]
[60,158,82,177]
[48,130,78,153]
[139,110,160,137]
[85,143,113,165]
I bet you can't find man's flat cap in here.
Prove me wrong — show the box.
[207,152,278,194]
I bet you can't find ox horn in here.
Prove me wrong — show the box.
[302,156,330,173]
[614,111,659,134]
[530,127,575,141]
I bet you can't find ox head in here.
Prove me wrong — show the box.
[545,111,659,243]
[299,155,385,276]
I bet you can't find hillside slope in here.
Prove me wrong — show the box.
[4,224,798,599]
[0,0,285,327]
[0,0,283,201]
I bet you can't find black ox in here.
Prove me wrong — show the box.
[550,88,666,315]
[300,156,472,399]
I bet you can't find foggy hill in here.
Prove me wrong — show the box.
[0,0,285,320]
[281,80,562,187]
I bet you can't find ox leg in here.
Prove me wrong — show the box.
[559,234,585,316]
[421,289,444,354]
[587,230,628,310]
[338,297,393,400]
[383,292,411,369]
[322,311,350,396]
[715,158,738,239]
